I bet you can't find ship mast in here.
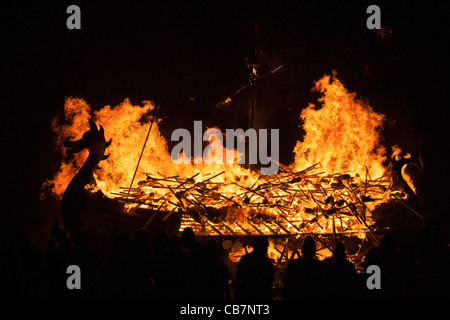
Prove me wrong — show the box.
[248,21,260,129]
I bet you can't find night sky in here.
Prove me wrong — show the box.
[2,1,449,247]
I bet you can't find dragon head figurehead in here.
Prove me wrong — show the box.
[63,120,111,160]
[61,120,112,237]
[391,148,422,198]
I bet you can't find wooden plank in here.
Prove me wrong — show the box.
[220,221,237,235]
[205,220,223,235]
[234,221,252,235]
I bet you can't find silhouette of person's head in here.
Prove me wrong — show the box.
[46,239,58,256]
[205,238,218,256]
[181,227,196,250]
[167,235,181,253]
[252,236,269,255]
[155,229,169,253]
[333,242,346,258]
[132,229,151,252]
[301,236,316,259]
[364,246,382,268]
[71,230,88,250]
[50,217,59,239]
[56,229,72,255]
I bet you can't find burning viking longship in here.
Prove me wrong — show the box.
[42,72,423,262]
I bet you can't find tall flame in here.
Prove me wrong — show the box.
[294,72,387,179]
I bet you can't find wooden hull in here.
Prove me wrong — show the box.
[63,192,181,255]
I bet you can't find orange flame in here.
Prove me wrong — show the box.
[294,72,387,179]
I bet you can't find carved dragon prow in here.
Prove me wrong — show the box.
[60,121,180,253]
[390,148,422,198]
[61,120,111,238]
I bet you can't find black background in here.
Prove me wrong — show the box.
[2,1,449,249]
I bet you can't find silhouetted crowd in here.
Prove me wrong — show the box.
[1,221,449,300]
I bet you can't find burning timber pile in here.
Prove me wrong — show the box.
[112,162,392,239]
[42,72,417,245]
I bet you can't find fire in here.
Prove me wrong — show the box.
[42,72,396,242]
[42,97,91,197]
[294,72,387,179]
